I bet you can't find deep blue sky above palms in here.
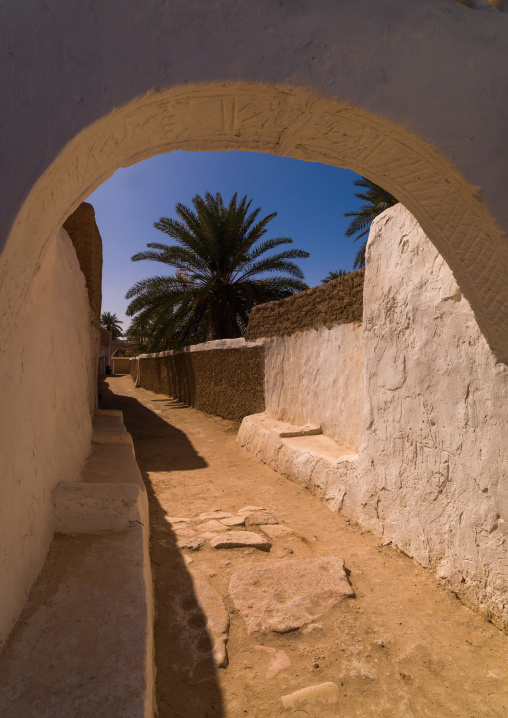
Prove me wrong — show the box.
[87,151,362,330]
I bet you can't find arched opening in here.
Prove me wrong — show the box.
[1,81,508,715]
[2,83,508,361]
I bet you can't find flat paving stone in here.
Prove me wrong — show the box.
[189,569,230,668]
[281,682,340,710]
[237,506,265,515]
[173,525,197,537]
[168,568,230,680]
[259,524,296,539]
[200,520,230,533]
[210,531,271,551]
[199,511,234,521]
[220,516,246,527]
[229,556,354,633]
[255,646,291,679]
[177,537,205,551]
[245,511,278,526]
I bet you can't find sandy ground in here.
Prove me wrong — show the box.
[101,376,508,718]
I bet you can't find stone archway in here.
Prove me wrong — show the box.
[2,82,508,362]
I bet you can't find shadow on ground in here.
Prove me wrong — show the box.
[100,379,225,718]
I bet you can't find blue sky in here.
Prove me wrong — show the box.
[87,151,362,331]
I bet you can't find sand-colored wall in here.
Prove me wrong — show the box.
[264,324,364,451]
[352,205,508,627]
[133,339,265,422]
[113,357,131,375]
[0,228,96,648]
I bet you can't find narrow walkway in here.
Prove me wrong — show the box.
[101,376,508,718]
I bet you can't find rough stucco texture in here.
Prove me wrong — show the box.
[135,346,265,422]
[0,228,96,649]
[245,271,364,341]
[62,203,102,328]
[353,205,508,629]
[264,324,364,451]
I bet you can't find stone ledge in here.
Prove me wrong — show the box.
[237,413,358,513]
[135,336,265,359]
[92,410,133,445]
[0,530,154,718]
[82,442,145,489]
[52,482,146,534]
[0,410,154,718]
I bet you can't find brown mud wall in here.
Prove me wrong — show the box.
[133,346,265,423]
[63,202,103,328]
[245,270,364,340]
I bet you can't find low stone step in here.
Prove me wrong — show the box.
[0,408,154,718]
[0,530,153,718]
[92,409,132,445]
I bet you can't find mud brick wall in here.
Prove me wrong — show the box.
[245,270,364,340]
[133,344,265,423]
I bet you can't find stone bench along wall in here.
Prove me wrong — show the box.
[246,271,365,451]
[239,203,508,632]
[0,204,101,649]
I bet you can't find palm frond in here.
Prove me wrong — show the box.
[126,192,310,349]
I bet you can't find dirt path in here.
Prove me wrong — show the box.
[101,376,508,718]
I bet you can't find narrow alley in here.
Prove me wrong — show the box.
[101,375,508,718]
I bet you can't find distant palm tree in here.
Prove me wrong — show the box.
[345,177,398,269]
[321,269,349,284]
[126,192,310,351]
[100,311,123,340]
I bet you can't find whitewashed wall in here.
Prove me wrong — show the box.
[0,229,96,647]
[240,204,508,629]
[264,324,365,451]
[351,205,508,627]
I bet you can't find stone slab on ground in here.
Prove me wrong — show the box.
[229,557,354,633]
[259,524,296,539]
[189,569,230,668]
[177,536,205,551]
[237,506,265,514]
[199,511,234,521]
[166,568,229,680]
[245,511,278,526]
[281,682,340,710]
[220,516,245,527]
[200,520,230,533]
[210,531,271,551]
[255,646,291,679]
[173,525,197,537]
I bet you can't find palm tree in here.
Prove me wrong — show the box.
[344,177,398,269]
[100,311,123,340]
[321,269,349,283]
[126,192,310,351]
